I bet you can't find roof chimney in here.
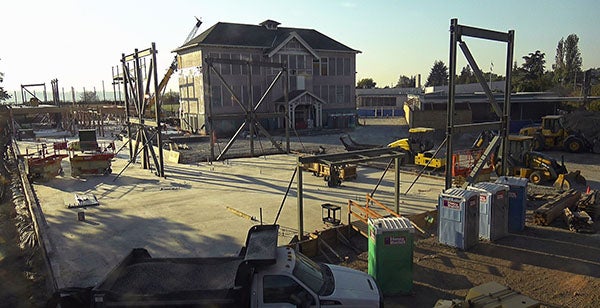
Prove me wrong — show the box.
[259,19,280,30]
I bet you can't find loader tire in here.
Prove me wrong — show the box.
[565,137,583,153]
[529,171,543,184]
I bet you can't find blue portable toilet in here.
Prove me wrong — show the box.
[468,182,509,241]
[495,176,528,232]
[438,188,479,250]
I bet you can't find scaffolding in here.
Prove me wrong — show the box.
[120,43,164,178]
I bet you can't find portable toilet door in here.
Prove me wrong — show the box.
[438,188,479,250]
[495,176,528,232]
[468,182,509,241]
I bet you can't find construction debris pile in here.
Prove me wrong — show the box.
[531,187,599,233]
[566,190,600,233]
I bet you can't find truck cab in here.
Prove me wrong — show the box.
[252,246,381,307]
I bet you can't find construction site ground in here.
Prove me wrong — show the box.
[3,117,600,307]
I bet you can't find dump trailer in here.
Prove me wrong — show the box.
[302,162,358,187]
[48,224,383,308]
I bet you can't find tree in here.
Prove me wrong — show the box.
[425,60,448,87]
[553,38,566,84]
[356,78,376,89]
[80,90,99,102]
[522,51,546,80]
[554,34,582,86]
[457,65,476,84]
[512,51,554,92]
[0,63,11,102]
[564,34,582,85]
[395,75,415,88]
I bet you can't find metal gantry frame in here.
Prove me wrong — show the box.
[21,83,47,104]
[296,148,406,239]
[120,43,164,178]
[446,18,514,189]
[205,57,290,161]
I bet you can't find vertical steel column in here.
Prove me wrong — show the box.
[284,63,290,152]
[395,157,401,214]
[134,49,148,170]
[206,58,215,161]
[122,54,133,160]
[248,61,255,156]
[501,30,515,176]
[445,18,458,190]
[152,43,164,177]
[296,157,304,239]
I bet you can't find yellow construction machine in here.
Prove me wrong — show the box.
[387,127,442,167]
[494,135,586,190]
[519,114,600,153]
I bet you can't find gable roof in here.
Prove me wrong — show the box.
[175,21,359,54]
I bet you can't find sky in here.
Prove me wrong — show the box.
[1,0,599,97]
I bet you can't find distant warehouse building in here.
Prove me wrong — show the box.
[356,87,421,117]
[173,19,360,135]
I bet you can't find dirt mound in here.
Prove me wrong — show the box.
[563,111,600,139]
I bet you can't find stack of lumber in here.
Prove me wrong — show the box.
[533,190,581,225]
[563,207,594,233]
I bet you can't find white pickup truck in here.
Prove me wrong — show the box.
[48,224,383,307]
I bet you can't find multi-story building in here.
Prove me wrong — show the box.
[174,19,359,135]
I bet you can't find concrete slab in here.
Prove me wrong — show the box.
[20,136,444,289]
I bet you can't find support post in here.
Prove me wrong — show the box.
[395,156,400,214]
[502,30,515,176]
[296,157,304,239]
[446,18,458,190]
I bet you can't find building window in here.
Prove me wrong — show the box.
[336,85,344,103]
[336,58,344,76]
[321,85,329,101]
[321,58,328,76]
[252,85,262,105]
[289,54,297,70]
[312,59,320,76]
[328,85,335,103]
[221,53,231,75]
[344,85,351,103]
[231,54,241,75]
[211,85,222,107]
[343,58,351,76]
[297,55,305,69]
[251,54,261,75]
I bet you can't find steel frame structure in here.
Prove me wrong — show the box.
[296,148,405,238]
[120,43,164,177]
[446,18,514,189]
[21,83,47,104]
[205,57,290,161]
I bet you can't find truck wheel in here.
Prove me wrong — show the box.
[565,138,583,153]
[529,171,542,184]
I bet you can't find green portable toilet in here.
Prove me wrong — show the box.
[368,217,414,295]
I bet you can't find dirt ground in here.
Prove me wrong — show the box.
[2,117,600,307]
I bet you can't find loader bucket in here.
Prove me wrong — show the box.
[553,170,587,191]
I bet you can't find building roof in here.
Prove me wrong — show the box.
[175,20,359,54]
